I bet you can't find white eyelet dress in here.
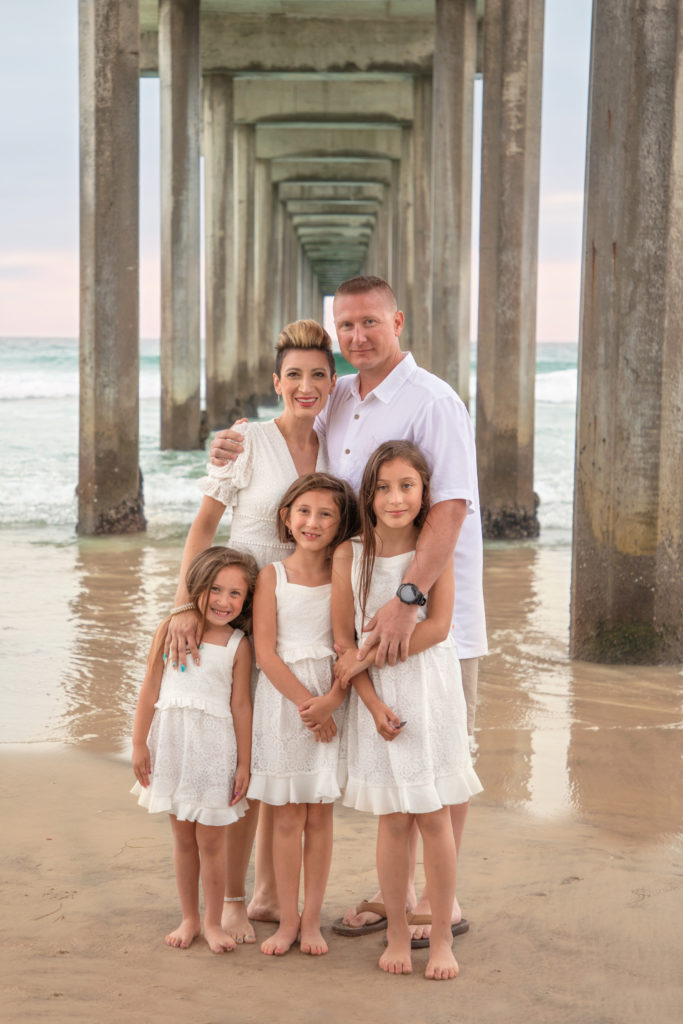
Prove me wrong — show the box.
[131,629,249,826]
[341,540,483,815]
[248,562,343,805]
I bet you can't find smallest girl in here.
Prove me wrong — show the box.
[131,546,258,954]
[333,441,482,981]
[248,473,358,957]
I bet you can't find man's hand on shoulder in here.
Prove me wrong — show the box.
[209,419,248,466]
[358,596,419,668]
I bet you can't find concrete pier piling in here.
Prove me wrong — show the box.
[476,0,544,539]
[78,0,145,535]
[570,0,683,663]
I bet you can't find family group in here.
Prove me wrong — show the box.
[130,276,487,982]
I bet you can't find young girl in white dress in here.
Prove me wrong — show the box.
[131,546,258,954]
[332,441,482,981]
[248,472,358,958]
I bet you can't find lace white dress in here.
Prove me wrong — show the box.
[248,562,342,805]
[131,630,249,826]
[340,541,482,815]
[197,419,329,570]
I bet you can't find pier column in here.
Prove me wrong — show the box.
[159,0,201,449]
[475,0,544,538]
[412,74,433,368]
[254,156,274,397]
[203,74,238,427]
[78,0,145,534]
[571,0,683,663]
[234,123,257,412]
[431,0,476,400]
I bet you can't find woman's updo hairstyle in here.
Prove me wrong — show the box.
[274,319,336,379]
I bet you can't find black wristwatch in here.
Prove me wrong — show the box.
[396,583,427,606]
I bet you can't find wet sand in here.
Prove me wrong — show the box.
[1,530,682,1022]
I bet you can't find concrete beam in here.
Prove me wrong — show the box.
[140,15,435,75]
[159,0,201,450]
[571,0,683,663]
[232,73,414,124]
[475,0,544,538]
[279,181,385,202]
[270,158,394,184]
[78,0,145,535]
[255,123,403,161]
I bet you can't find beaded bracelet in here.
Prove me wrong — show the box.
[170,602,196,616]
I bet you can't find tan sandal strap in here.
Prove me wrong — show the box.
[356,900,386,917]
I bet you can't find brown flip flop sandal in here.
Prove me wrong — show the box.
[405,913,470,949]
[331,900,388,936]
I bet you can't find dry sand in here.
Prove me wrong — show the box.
[1,533,682,1023]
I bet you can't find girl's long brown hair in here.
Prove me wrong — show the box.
[148,547,259,667]
[357,441,431,623]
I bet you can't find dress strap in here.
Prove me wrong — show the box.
[225,627,244,666]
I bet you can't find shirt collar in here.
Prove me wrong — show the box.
[347,352,417,405]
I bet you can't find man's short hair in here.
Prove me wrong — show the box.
[334,275,397,311]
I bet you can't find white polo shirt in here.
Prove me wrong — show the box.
[316,352,487,658]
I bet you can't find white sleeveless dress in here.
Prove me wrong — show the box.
[248,562,342,805]
[131,629,249,826]
[340,541,482,815]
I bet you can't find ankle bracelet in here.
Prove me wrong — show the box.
[223,896,245,903]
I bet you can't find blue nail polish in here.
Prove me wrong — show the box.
[163,653,167,662]
[180,664,185,673]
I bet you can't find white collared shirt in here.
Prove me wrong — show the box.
[316,353,487,657]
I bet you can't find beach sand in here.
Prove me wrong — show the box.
[1,531,682,1023]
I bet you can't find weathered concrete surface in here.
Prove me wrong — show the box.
[203,74,239,428]
[140,15,436,75]
[233,73,414,125]
[476,0,544,539]
[78,0,145,535]
[571,0,683,663]
[159,0,201,449]
[431,0,476,403]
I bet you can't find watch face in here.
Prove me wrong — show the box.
[397,583,425,605]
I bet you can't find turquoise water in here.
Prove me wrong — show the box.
[0,337,577,546]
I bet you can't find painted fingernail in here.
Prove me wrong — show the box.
[195,658,200,666]
[163,653,167,662]
[180,664,185,673]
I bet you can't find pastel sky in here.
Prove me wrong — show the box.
[0,0,592,341]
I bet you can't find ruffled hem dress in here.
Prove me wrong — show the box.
[340,541,483,815]
[131,629,249,826]
[248,562,343,805]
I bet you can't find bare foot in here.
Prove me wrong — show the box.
[247,895,280,924]
[379,926,412,976]
[409,895,462,942]
[165,917,200,949]
[300,922,328,956]
[261,918,300,956]
[204,923,237,954]
[221,900,256,944]
[425,939,459,981]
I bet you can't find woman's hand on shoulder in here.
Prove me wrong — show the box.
[164,609,202,670]
[209,419,249,466]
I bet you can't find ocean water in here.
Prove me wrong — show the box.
[0,337,577,546]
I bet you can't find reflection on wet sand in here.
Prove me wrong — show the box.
[61,537,180,752]
[478,545,683,845]
[2,528,681,847]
